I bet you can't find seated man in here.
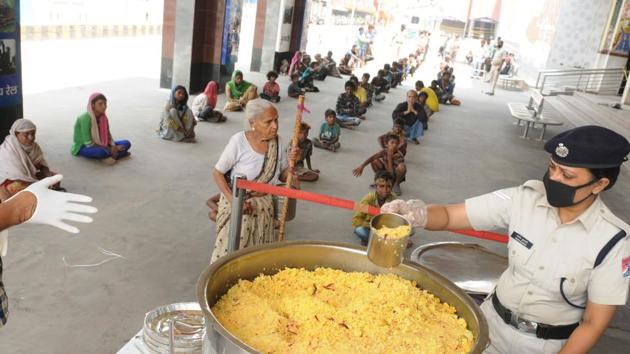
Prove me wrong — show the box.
[378,118,407,156]
[0,119,64,202]
[352,134,406,196]
[71,92,131,165]
[351,171,397,245]
[392,90,427,144]
[336,80,364,127]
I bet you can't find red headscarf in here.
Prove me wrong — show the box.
[87,92,111,147]
[203,81,218,108]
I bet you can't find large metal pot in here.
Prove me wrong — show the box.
[197,241,489,353]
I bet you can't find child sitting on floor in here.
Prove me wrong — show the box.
[352,134,406,196]
[371,69,389,98]
[288,73,305,98]
[299,62,321,92]
[294,122,320,182]
[378,118,407,156]
[359,73,376,108]
[351,171,397,245]
[336,80,364,127]
[313,109,341,152]
[260,71,281,103]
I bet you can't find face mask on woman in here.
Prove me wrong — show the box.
[542,171,598,208]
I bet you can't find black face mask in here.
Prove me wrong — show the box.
[543,171,598,208]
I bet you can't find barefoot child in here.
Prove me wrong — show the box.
[260,71,281,103]
[313,109,341,152]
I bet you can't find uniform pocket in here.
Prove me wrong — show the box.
[552,263,589,306]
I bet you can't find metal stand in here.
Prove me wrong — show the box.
[227,175,246,253]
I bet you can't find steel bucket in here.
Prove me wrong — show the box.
[367,213,411,267]
[197,241,489,353]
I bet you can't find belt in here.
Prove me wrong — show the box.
[491,293,579,340]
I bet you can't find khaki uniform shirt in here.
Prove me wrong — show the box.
[465,180,630,325]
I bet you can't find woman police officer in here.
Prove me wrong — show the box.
[383,126,630,353]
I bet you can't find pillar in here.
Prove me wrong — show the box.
[0,0,23,143]
[161,0,238,94]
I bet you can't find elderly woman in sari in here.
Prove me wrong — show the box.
[71,92,131,165]
[192,81,226,123]
[211,98,298,262]
[158,85,197,142]
[0,119,65,202]
[224,70,258,112]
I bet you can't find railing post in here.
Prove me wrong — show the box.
[227,175,246,253]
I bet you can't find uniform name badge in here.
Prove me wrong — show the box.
[622,256,630,278]
[510,232,533,249]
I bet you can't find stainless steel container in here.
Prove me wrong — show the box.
[143,302,206,353]
[197,241,489,354]
[367,213,411,267]
[410,242,508,303]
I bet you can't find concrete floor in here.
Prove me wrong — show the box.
[1,52,629,353]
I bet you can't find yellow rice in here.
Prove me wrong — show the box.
[212,267,473,353]
[374,225,411,240]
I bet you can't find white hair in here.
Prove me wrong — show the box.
[244,98,275,128]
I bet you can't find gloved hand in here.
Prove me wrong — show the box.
[21,175,98,233]
[381,199,428,228]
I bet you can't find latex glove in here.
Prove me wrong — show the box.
[22,175,98,233]
[381,199,428,228]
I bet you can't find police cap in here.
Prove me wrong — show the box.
[544,126,630,168]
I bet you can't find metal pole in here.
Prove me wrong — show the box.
[227,175,246,253]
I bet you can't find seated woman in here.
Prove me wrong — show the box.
[158,85,197,142]
[211,99,297,262]
[71,92,131,165]
[0,119,64,202]
[224,70,258,112]
[191,81,226,123]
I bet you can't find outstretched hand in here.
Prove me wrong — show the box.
[20,175,98,233]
